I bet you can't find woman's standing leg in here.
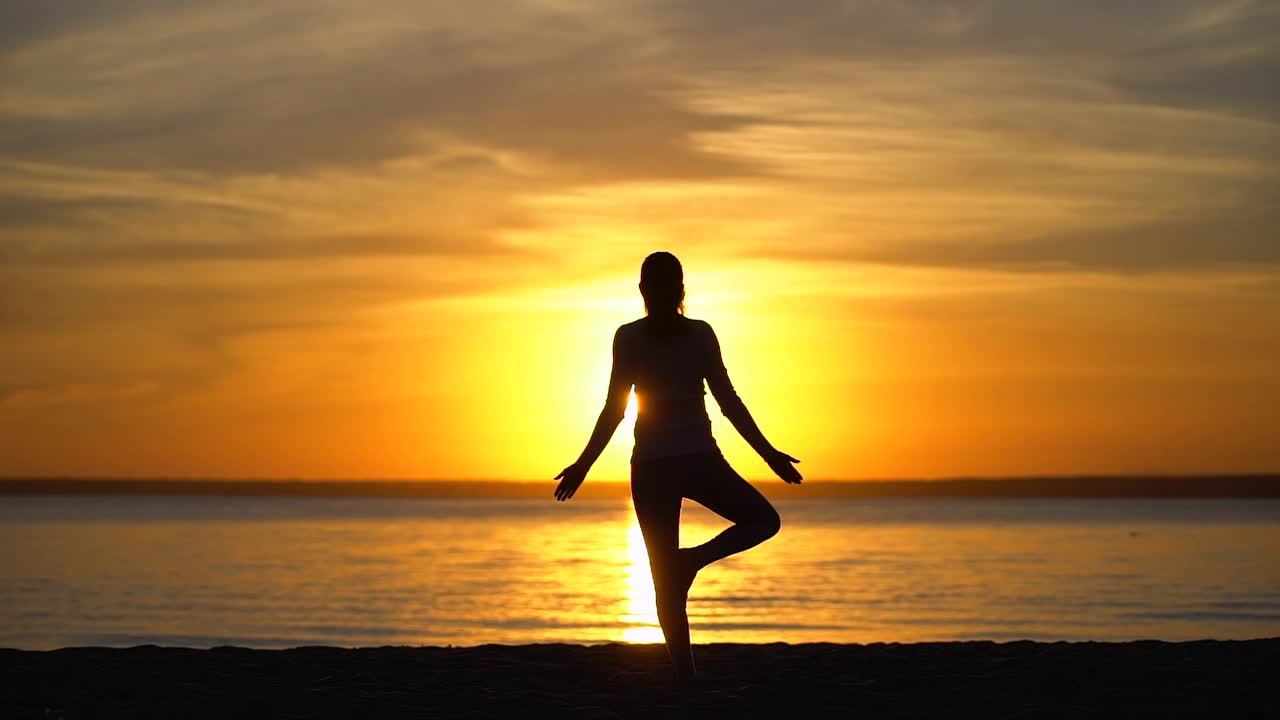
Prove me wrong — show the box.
[682,453,781,574]
[631,459,696,682]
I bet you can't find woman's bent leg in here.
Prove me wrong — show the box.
[683,453,781,572]
[631,461,696,682]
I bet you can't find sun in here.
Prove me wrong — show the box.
[624,388,638,424]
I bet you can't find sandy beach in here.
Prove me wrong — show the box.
[2,639,1274,719]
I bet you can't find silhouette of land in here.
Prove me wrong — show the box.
[2,640,1273,718]
[1,475,1278,499]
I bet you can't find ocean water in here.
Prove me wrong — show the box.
[1,495,1278,649]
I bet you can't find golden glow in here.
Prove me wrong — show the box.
[619,518,663,644]
[624,390,638,425]
[1,2,1277,480]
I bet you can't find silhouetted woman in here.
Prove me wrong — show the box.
[555,251,802,685]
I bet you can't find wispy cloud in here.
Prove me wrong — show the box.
[4,0,1276,276]
[1,0,1277,475]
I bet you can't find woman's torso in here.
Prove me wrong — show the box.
[616,316,719,462]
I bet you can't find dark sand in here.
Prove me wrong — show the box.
[3,640,1275,719]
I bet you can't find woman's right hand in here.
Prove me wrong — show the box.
[765,449,803,484]
[554,462,589,501]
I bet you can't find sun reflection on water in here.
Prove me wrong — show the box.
[619,519,664,644]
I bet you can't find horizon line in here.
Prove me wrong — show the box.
[4,472,1279,483]
[2,475,1278,499]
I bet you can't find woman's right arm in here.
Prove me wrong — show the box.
[703,323,802,483]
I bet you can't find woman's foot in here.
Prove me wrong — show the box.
[674,548,701,597]
[673,666,699,691]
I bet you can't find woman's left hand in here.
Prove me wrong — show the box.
[554,462,588,501]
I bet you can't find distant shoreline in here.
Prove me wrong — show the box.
[1,475,1278,499]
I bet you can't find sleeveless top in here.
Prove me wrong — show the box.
[614,317,734,462]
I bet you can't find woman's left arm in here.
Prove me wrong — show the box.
[555,329,632,501]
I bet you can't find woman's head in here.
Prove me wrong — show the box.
[639,251,685,316]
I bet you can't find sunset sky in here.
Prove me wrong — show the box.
[2,1,1277,481]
